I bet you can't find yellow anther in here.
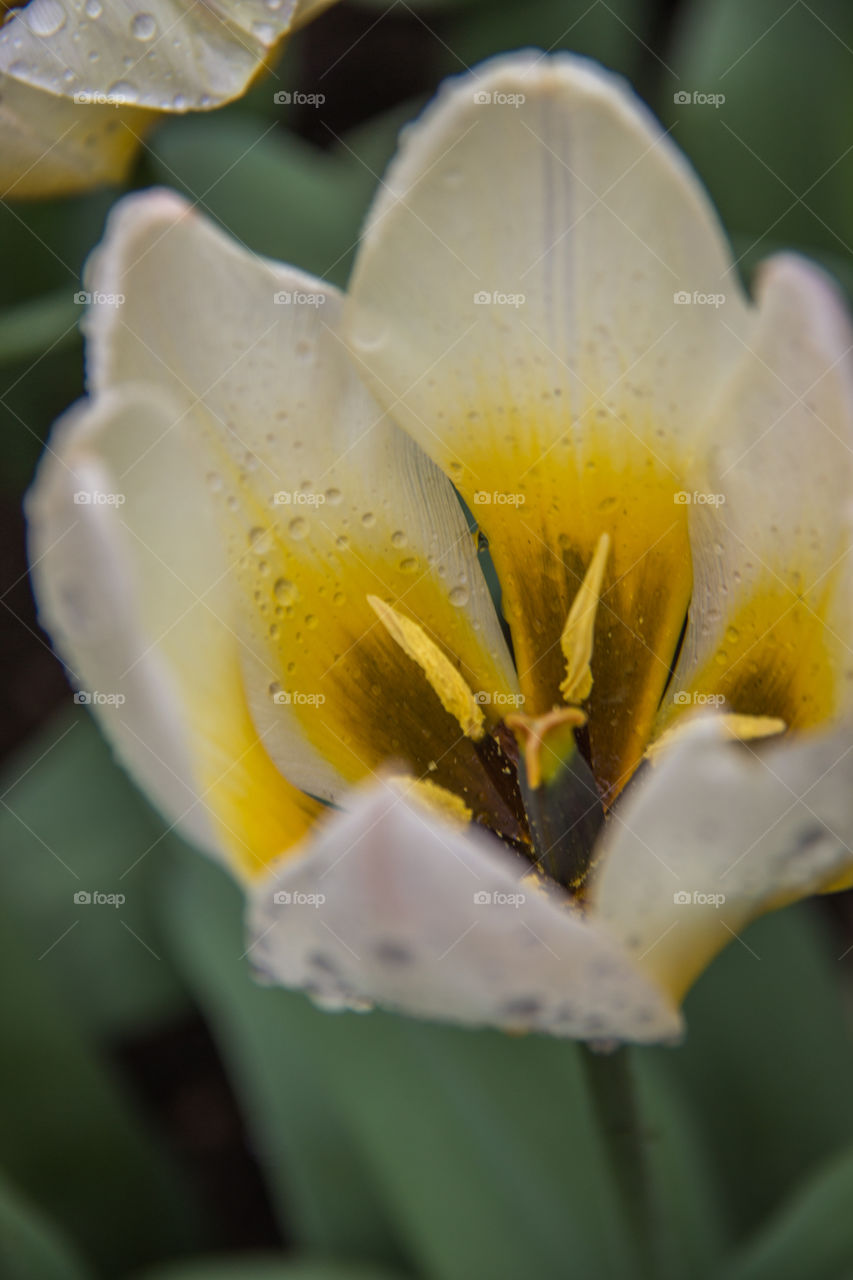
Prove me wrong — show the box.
[645,712,786,766]
[367,594,486,741]
[389,775,473,827]
[504,706,588,790]
[559,532,611,705]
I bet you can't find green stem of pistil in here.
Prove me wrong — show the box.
[580,1045,657,1280]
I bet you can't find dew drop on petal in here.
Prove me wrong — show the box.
[361,512,376,528]
[449,585,469,607]
[274,578,298,606]
[25,0,66,36]
[84,0,102,16]
[288,518,308,540]
[391,530,407,547]
[131,12,158,40]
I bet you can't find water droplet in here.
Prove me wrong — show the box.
[361,512,376,528]
[332,591,345,606]
[107,79,139,104]
[400,557,418,573]
[725,626,739,644]
[131,11,157,40]
[252,20,275,41]
[391,530,407,547]
[288,518,308,540]
[715,650,728,666]
[305,614,318,630]
[206,471,223,493]
[335,534,349,550]
[248,526,271,553]
[25,0,66,37]
[274,578,298,606]
[598,495,617,513]
[84,0,102,16]
[449,585,469,607]
[268,681,282,699]
[324,487,342,505]
[269,623,280,639]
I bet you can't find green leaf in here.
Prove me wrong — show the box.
[662,905,853,1239]
[138,1257,409,1280]
[722,1145,853,1280]
[146,116,373,286]
[439,0,653,83]
[0,1174,91,1280]
[0,892,199,1274]
[0,291,79,367]
[0,709,189,1038]
[666,0,853,284]
[161,850,646,1280]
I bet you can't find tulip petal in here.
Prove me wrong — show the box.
[665,255,853,731]
[82,190,521,830]
[346,51,750,797]
[0,70,151,199]
[248,780,682,1043]
[590,716,853,1002]
[27,386,323,879]
[0,0,321,112]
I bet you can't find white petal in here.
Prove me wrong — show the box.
[0,70,148,198]
[27,385,322,879]
[590,715,853,1001]
[0,0,313,112]
[666,255,853,726]
[80,190,518,819]
[248,781,682,1043]
[345,52,750,793]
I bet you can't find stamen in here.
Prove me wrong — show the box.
[367,594,486,741]
[645,712,787,765]
[560,532,611,705]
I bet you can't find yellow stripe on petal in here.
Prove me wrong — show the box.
[368,594,486,740]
